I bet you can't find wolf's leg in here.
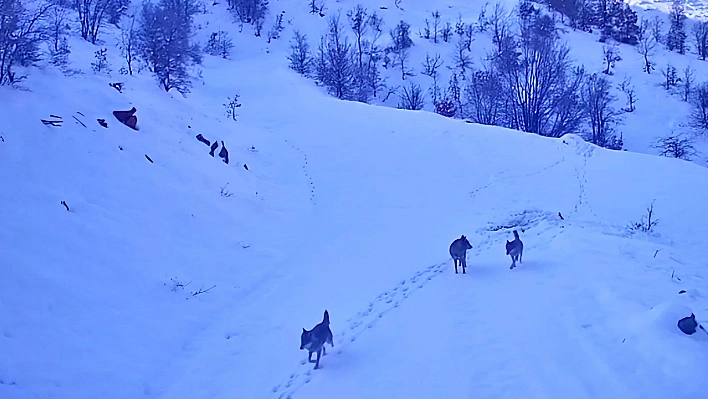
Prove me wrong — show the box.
[314,349,322,369]
[308,352,315,363]
[462,257,466,274]
[322,346,326,356]
[454,259,458,274]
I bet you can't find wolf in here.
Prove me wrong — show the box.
[449,235,472,274]
[300,310,334,370]
[506,230,523,269]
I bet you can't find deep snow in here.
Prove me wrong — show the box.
[2,0,708,398]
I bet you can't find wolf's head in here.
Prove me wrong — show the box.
[300,328,312,350]
[460,235,472,249]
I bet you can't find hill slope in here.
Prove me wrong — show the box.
[2,1,708,399]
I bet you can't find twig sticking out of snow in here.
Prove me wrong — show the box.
[72,116,86,128]
[671,270,682,281]
[60,201,70,211]
[192,285,216,296]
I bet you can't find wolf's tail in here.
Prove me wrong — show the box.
[323,310,330,324]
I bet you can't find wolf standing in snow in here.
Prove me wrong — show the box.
[300,310,334,370]
[506,230,523,269]
[449,235,473,274]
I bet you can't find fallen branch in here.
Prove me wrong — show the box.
[192,285,216,296]
[60,201,70,211]
[50,114,62,119]
[145,155,153,163]
[168,277,191,292]
[72,116,87,128]
[671,270,682,281]
[41,119,63,127]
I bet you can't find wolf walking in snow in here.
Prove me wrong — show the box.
[300,310,334,370]
[449,235,473,274]
[506,230,523,269]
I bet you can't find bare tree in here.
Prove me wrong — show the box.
[464,68,504,125]
[389,20,413,80]
[364,12,385,99]
[495,12,584,137]
[649,15,664,44]
[617,77,636,112]
[441,21,452,42]
[397,82,425,110]
[74,0,114,44]
[452,37,473,78]
[206,31,234,58]
[629,200,658,233]
[48,5,71,67]
[421,52,443,77]
[682,65,695,102]
[430,10,441,43]
[139,0,199,93]
[464,24,474,51]
[653,134,697,160]
[692,21,708,61]
[347,4,367,69]
[637,18,657,74]
[120,13,139,74]
[0,0,52,85]
[309,0,324,15]
[667,0,687,54]
[488,3,510,55]
[602,43,621,75]
[422,52,443,105]
[660,63,679,91]
[288,30,311,75]
[315,14,355,99]
[691,82,708,132]
[581,73,623,149]
[228,0,268,35]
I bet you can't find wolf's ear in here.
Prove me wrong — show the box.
[303,328,307,332]
[461,235,465,239]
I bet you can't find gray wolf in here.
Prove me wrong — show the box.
[506,230,523,269]
[300,310,334,369]
[449,235,472,274]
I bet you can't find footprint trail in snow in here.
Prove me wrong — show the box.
[270,260,449,399]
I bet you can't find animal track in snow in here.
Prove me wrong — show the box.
[284,139,316,205]
[270,260,448,399]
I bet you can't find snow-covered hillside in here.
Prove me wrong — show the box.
[2,0,708,398]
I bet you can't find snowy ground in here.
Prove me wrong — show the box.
[2,0,708,399]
